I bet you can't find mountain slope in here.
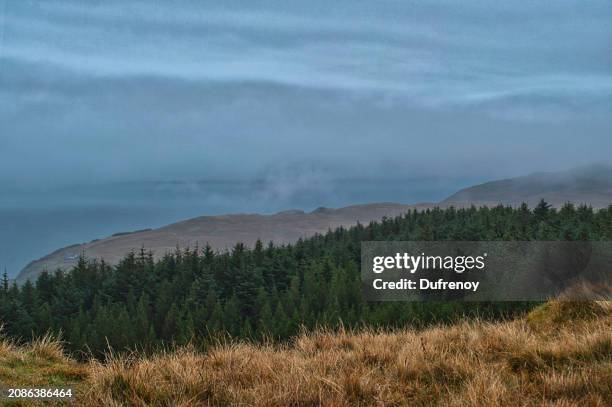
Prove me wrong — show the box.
[442,165,612,208]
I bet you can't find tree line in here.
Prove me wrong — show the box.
[0,201,610,357]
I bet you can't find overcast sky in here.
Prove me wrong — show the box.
[1,0,611,190]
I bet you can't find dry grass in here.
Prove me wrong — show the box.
[81,301,611,406]
[0,332,87,406]
[1,302,609,406]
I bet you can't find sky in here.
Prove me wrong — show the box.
[1,0,612,191]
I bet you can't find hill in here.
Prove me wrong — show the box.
[16,165,612,283]
[4,301,610,406]
[16,203,425,284]
[442,165,612,208]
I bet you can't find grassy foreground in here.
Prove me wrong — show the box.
[1,301,610,406]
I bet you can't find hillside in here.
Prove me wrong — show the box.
[3,301,610,406]
[16,165,612,283]
[16,203,424,283]
[442,165,612,208]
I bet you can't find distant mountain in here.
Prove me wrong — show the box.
[16,165,612,283]
[442,165,612,208]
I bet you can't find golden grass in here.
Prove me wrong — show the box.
[81,301,611,406]
[2,302,610,406]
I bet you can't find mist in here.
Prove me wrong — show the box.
[1,0,611,189]
[1,0,611,275]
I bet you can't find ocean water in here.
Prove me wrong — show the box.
[0,178,468,278]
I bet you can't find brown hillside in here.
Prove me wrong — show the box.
[17,203,426,283]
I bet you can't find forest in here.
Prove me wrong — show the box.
[1,201,610,357]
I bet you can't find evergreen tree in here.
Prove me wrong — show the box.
[0,203,605,356]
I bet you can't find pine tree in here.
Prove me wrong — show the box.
[1,269,8,293]
[534,199,552,223]
[134,293,152,342]
[258,298,274,337]
[222,296,241,336]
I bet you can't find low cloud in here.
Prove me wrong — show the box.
[1,0,611,190]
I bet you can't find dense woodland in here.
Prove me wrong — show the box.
[1,201,610,357]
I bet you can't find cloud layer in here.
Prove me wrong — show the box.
[1,0,611,188]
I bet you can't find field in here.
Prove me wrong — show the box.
[0,300,610,406]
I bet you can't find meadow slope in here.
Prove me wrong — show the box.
[1,300,610,406]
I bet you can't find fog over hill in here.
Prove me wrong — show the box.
[442,165,612,208]
[16,166,612,283]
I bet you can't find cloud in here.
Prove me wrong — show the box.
[1,0,611,190]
